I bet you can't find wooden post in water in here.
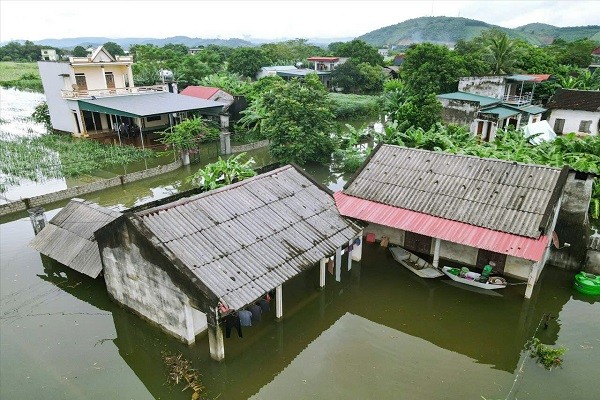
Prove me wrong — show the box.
[207,307,224,361]
[335,246,342,282]
[275,285,283,319]
[319,258,326,288]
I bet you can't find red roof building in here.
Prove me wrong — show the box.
[336,145,568,298]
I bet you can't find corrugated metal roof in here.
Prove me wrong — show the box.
[437,92,500,107]
[517,104,547,114]
[546,88,600,112]
[180,86,220,100]
[589,235,600,251]
[335,192,549,261]
[343,145,564,238]
[307,57,340,62]
[480,105,521,119]
[136,165,361,310]
[507,74,551,83]
[29,199,121,277]
[77,92,224,117]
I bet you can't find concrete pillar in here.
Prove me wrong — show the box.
[319,258,326,288]
[127,65,134,88]
[275,285,283,319]
[220,131,231,155]
[525,262,540,299]
[335,246,342,282]
[352,232,363,262]
[220,114,230,131]
[207,308,224,361]
[432,238,441,269]
[28,207,47,235]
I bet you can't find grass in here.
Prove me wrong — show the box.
[328,93,382,120]
[0,62,42,92]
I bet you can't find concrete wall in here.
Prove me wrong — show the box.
[458,76,506,99]
[504,256,533,279]
[38,61,80,133]
[364,223,405,247]
[549,174,593,270]
[548,109,599,136]
[0,160,182,216]
[439,240,478,266]
[230,139,270,153]
[100,221,206,343]
[143,114,169,129]
[439,98,480,126]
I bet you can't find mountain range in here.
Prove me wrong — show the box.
[357,17,600,47]
[3,17,599,49]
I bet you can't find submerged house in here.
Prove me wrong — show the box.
[335,145,568,299]
[38,46,224,140]
[29,199,121,278]
[94,165,362,360]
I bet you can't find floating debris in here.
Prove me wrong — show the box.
[162,351,205,399]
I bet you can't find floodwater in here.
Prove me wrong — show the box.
[1,88,599,399]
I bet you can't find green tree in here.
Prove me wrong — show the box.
[485,31,520,74]
[548,38,596,67]
[261,74,337,164]
[103,41,125,56]
[72,45,88,57]
[228,47,272,78]
[334,39,384,66]
[160,117,218,165]
[401,43,467,95]
[331,60,385,94]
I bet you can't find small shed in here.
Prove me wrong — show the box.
[335,145,568,298]
[29,198,120,278]
[95,165,362,360]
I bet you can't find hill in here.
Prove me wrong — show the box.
[357,16,600,47]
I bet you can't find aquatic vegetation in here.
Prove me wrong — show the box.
[0,133,153,192]
[525,337,567,370]
[188,152,256,190]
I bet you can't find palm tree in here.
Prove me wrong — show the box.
[486,32,519,75]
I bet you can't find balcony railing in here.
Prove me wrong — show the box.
[61,85,166,99]
[503,93,532,106]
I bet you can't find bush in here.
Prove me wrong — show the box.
[328,93,381,119]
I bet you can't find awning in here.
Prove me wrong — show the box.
[334,192,549,262]
[77,92,224,118]
[479,105,521,120]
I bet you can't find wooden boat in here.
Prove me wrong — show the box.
[441,266,507,290]
[389,247,443,278]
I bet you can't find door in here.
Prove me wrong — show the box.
[476,249,507,273]
[404,232,432,255]
[75,74,87,91]
[105,72,115,89]
[553,118,565,135]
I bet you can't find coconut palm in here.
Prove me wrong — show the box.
[486,32,519,75]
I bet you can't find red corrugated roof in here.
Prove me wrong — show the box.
[307,57,339,62]
[180,86,220,100]
[592,47,600,55]
[334,192,549,262]
[530,74,551,83]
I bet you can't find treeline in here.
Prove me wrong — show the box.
[0,41,63,62]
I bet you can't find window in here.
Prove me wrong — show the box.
[146,115,162,122]
[579,120,592,133]
[74,74,87,91]
[553,118,565,134]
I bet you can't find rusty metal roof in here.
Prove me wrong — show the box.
[335,192,549,261]
[343,145,566,238]
[29,199,121,278]
[136,165,361,310]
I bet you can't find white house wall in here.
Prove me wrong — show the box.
[101,231,207,344]
[38,61,80,133]
[439,240,478,266]
[364,223,405,246]
[458,76,505,99]
[548,109,599,136]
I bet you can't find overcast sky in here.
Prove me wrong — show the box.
[1,0,599,42]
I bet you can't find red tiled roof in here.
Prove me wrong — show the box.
[334,192,550,262]
[529,74,551,83]
[546,88,600,112]
[180,86,220,100]
[592,47,600,55]
[307,57,339,62]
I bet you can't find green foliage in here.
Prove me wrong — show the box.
[401,43,467,95]
[484,31,520,74]
[260,39,324,64]
[32,101,51,129]
[0,71,43,92]
[0,41,61,62]
[547,38,597,67]
[199,72,251,95]
[331,59,386,94]
[334,39,384,66]
[102,42,125,56]
[328,93,381,119]
[159,117,219,151]
[261,74,337,164]
[0,133,153,191]
[228,47,272,78]
[72,46,88,57]
[525,338,566,370]
[188,152,256,190]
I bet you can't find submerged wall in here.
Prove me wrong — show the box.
[98,218,206,344]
